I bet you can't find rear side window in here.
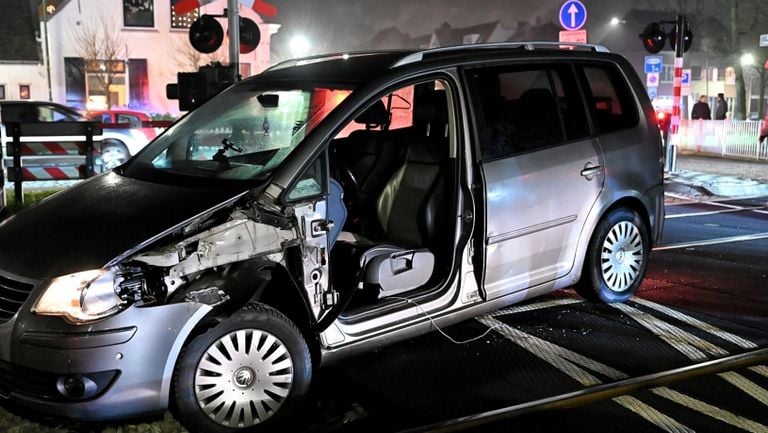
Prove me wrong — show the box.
[579,64,638,133]
[117,114,142,128]
[466,64,588,161]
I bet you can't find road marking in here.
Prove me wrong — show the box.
[653,232,768,251]
[665,205,768,219]
[719,372,768,408]
[477,316,626,386]
[653,387,768,433]
[749,365,768,378]
[613,395,695,433]
[633,298,757,349]
[610,303,728,361]
[488,298,581,317]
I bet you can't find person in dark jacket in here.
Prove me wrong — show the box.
[691,95,711,120]
[715,93,728,120]
[760,112,768,145]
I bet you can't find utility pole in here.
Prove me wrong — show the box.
[41,0,53,102]
[227,0,239,82]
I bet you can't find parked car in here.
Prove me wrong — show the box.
[0,43,664,432]
[0,101,152,171]
[86,108,161,141]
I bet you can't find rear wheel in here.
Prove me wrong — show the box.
[575,207,649,303]
[172,303,312,433]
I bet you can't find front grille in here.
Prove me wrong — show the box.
[0,274,35,324]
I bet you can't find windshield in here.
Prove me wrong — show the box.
[123,84,352,187]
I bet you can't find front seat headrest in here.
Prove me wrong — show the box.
[354,100,390,127]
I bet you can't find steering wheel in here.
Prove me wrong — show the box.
[330,154,359,207]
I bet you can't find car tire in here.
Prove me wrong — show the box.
[575,207,649,303]
[171,303,312,433]
[98,141,130,172]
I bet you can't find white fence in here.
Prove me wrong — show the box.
[677,119,768,160]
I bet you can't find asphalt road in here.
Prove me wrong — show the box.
[302,194,768,433]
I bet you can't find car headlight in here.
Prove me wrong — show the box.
[32,269,124,324]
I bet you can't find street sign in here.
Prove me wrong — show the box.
[681,69,691,87]
[760,34,768,47]
[559,29,588,45]
[559,0,587,31]
[646,72,659,88]
[647,87,658,100]
[644,55,663,74]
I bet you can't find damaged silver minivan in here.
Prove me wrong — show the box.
[0,43,663,432]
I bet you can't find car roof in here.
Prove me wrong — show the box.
[255,42,615,86]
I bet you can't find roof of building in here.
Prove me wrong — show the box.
[0,0,40,61]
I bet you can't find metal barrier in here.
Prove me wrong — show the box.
[677,119,765,160]
[2,121,102,207]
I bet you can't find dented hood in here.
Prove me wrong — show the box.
[0,172,243,280]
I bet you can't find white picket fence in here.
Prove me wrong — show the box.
[676,119,768,160]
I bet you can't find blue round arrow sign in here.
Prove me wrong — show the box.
[559,0,588,31]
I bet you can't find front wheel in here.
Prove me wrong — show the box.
[97,141,130,172]
[172,303,312,433]
[575,207,650,303]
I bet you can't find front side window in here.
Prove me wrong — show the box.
[124,0,154,27]
[467,64,584,160]
[124,84,353,187]
[37,105,82,122]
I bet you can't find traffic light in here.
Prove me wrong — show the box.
[189,15,224,54]
[166,64,237,111]
[640,23,666,54]
[669,23,693,53]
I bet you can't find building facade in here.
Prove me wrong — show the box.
[0,0,47,102]
[44,0,279,115]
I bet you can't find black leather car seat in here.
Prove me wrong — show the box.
[337,91,448,298]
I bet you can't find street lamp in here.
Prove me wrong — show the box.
[289,35,310,58]
[741,53,755,67]
[610,17,626,26]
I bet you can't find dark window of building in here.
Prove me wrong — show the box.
[0,85,5,100]
[124,0,154,27]
[578,64,638,134]
[128,58,149,110]
[65,57,86,109]
[171,0,198,28]
[466,64,586,160]
[19,85,30,100]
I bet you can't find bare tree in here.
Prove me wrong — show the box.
[168,37,225,72]
[73,15,127,109]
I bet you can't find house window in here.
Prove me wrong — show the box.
[19,84,31,100]
[171,0,198,28]
[124,0,154,27]
[0,85,5,100]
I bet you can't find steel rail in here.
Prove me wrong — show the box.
[397,348,768,433]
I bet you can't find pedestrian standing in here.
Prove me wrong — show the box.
[715,93,728,120]
[760,112,768,145]
[691,95,711,120]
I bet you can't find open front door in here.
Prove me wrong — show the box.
[282,154,339,322]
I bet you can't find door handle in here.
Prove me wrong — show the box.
[580,162,603,181]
